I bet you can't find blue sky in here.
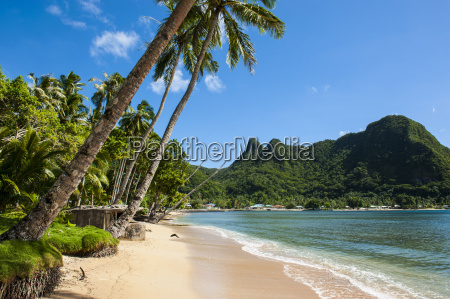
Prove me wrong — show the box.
[1,0,450,167]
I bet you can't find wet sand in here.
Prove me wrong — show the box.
[177,225,319,298]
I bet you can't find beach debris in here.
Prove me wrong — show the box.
[170,234,179,238]
[80,267,86,280]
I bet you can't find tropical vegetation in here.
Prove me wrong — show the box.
[183,115,450,210]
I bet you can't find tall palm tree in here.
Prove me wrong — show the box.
[119,100,155,137]
[107,0,285,238]
[1,0,196,241]
[27,74,65,111]
[28,72,88,124]
[76,151,110,206]
[111,100,154,203]
[112,3,220,205]
[89,72,124,113]
[58,71,89,124]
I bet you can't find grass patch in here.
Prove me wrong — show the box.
[42,223,119,255]
[0,211,119,283]
[0,239,62,282]
[0,212,61,282]
[1,212,119,256]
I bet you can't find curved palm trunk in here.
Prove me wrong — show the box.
[0,0,196,242]
[113,47,183,205]
[155,161,226,223]
[148,192,161,221]
[107,10,221,238]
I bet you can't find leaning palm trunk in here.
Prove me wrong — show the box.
[155,161,226,223]
[148,194,167,222]
[113,47,183,205]
[107,10,221,238]
[111,159,126,203]
[0,0,196,242]
[123,166,137,204]
[185,160,205,182]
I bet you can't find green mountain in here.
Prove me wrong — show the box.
[180,115,450,209]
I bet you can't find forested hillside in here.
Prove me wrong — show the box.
[183,115,450,209]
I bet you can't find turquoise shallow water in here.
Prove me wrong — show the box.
[177,210,450,298]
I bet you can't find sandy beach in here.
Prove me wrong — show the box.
[48,223,197,299]
[48,221,318,299]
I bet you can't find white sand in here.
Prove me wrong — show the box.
[49,223,198,299]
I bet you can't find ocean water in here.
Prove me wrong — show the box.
[177,210,450,299]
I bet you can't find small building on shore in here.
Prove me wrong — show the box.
[250,204,265,209]
[273,205,285,209]
[69,205,130,230]
[202,203,216,209]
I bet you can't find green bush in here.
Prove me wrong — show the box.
[0,211,26,234]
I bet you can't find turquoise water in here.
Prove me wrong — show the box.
[178,210,450,298]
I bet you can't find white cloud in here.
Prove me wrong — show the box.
[46,4,86,29]
[432,107,436,113]
[90,31,139,58]
[311,86,318,93]
[205,75,225,93]
[150,79,165,94]
[46,5,62,16]
[324,84,331,92]
[339,131,350,137]
[80,0,101,15]
[150,69,189,94]
[79,0,109,23]
[62,18,87,29]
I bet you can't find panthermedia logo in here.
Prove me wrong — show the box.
[128,136,314,162]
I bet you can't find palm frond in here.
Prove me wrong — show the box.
[223,11,257,72]
[229,2,285,39]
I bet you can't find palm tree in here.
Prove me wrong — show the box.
[0,127,63,212]
[111,100,154,203]
[76,151,110,206]
[89,72,124,113]
[28,74,65,109]
[112,3,220,205]
[119,100,155,137]
[58,71,89,124]
[28,72,88,124]
[107,0,285,238]
[1,0,196,241]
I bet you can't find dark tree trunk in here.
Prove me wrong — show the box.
[113,47,183,204]
[0,0,196,241]
[148,192,161,221]
[106,10,221,239]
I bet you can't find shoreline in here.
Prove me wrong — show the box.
[177,224,319,298]
[182,208,442,212]
[47,220,318,298]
